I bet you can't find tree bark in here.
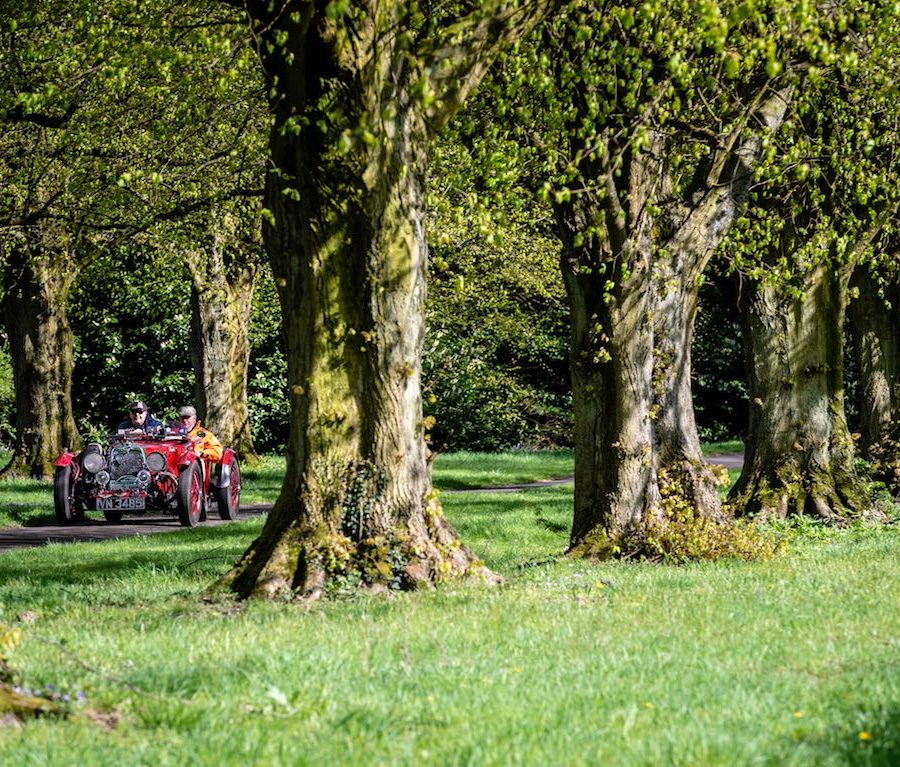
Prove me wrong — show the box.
[219,1,551,598]
[730,263,873,520]
[652,87,792,520]
[554,141,662,554]
[186,215,260,465]
[0,242,81,479]
[848,266,900,489]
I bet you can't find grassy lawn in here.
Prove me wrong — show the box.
[1,451,897,765]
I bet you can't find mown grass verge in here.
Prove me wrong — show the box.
[0,451,897,765]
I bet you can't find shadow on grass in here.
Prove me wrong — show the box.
[801,704,900,767]
[0,523,261,587]
[0,482,52,496]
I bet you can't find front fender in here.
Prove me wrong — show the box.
[213,448,236,489]
[177,452,199,471]
[54,451,76,468]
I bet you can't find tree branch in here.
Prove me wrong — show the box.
[419,0,559,134]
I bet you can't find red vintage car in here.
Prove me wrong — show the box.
[52,429,241,527]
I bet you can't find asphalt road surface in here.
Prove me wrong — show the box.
[0,454,744,553]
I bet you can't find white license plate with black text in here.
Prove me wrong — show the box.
[97,496,145,511]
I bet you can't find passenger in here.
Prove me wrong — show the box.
[116,400,162,433]
[171,405,224,462]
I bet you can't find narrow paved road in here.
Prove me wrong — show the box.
[0,454,744,553]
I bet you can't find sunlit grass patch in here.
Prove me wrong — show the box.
[433,449,574,489]
[0,519,896,765]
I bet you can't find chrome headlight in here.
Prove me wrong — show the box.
[82,447,105,473]
[145,452,167,472]
[137,469,151,487]
[95,470,110,487]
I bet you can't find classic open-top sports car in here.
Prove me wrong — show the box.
[52,429,241,527]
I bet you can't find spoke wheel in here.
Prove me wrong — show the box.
[176,462,203,527]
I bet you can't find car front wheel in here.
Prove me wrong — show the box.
[176,462,203,528]
[214,458,241,521]
[53,465,84,525]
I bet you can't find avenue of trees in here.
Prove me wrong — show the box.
[1,1,898,599]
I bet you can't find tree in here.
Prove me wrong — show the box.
[727,8,900,521]
[482,1,805,551]
[217,0,555,599]
[848,253,900,492]
[424,129,570,451]
[0,231,82,476]
[68,246,193,434]
[182,202,264,465]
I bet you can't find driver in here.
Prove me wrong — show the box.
[116,400,162,433]
[171,405,224,462]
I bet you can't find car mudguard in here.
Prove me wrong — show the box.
[54,451,76,468]
[177,451,199,471]
[213,448,236,488]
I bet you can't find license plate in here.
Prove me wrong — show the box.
[97,495,145,511]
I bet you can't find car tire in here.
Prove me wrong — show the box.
[53,465,84,525]
[214,458,241,521]
[177,462,203,527]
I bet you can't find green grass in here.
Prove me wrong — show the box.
[700,439,745,455]
[0,451,897,765]
[433,449,574,489]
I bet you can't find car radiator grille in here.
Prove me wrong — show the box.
[108,447,146,479]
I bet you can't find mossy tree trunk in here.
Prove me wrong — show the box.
[730,262,873,520]
[557,88,792,549]
[652,87,792,520]
[555,139,662,553]
[848,266,900,489]
[220,0,552,598]
[186,210,260,465]
[0,241,81,479]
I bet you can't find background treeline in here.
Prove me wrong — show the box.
[0,187,751,454]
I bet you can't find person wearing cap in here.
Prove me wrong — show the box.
[116,400,162,432]
[170,405,224,461]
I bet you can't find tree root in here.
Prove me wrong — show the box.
[215,496,501,601]
[0,682,67,724]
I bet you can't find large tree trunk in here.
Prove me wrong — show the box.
[848,267,900,490]
[217,1,551,598]
[186,222,260,465]
[221,103,483,599]
[652,87,792,520]
[0,244,81,479]
[730,263,873,520]
[555,144,662,555]
[559,87,793,548]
